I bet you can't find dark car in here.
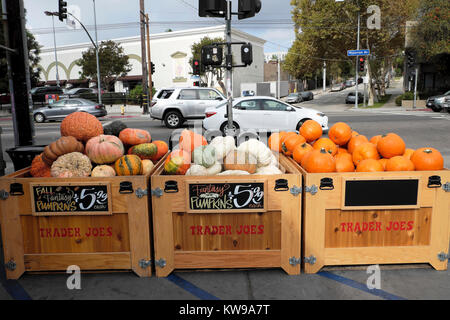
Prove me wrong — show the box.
[61,87,98,99]
[285,92,303,104]
[31,86,64,104]
[345,92,367,104]
[426,90,450,112]
[300,91,314,101]
[33,98,107,123]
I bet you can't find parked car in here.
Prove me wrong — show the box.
[61,87,99,99]
[203,96,328,135]
[300,91,314,101]
[344,80,354,88]
[426,90,450,112]
[345,92,367,104]
[242,90,255,97]
[331,83,345,92]
[285,92,304,104]
[150,87,226,128]
[33,98,107,123]
[31,86,64,104]
[151,88,176,107]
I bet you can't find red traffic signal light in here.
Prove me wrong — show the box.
[193,59,201,75]
[358,57,365,73]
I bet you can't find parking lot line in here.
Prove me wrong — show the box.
[167,274,220,300]
[318,271,406,300]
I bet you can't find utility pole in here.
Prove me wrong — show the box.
[93,0,102,104]
[413,66,418,109]
[45,11,60,87]
[145,13,152,102]
[139,0,149,114]
[323,61,326,92]
[4,0,34,146]
[355,9,360,109]
[277,53,281,99]
[225,0,234,134]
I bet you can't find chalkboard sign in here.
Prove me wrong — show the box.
[31,183,112,216]
[188,182,266,212]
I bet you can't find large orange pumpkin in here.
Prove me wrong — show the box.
[60,112,103,142]
[378,158,389,170]
[300,120,322,142]
[369,135,382,147]
[410,148,444,171]
[336,155,355,172]
[347,135,369,154]
[292,143,313,164]
[336,152,353,163]
[301,148,336,173]
[282,134,306,156]
[385,156,415,171]
[150,140,169,162]
[119,128,152,146]
[313,138,338,156]
[356,159,384,172]
[377,133,406,159]
[179,129,207,153]
[268,132,285,152]
[403,148,415,160]
[164,149,191,175]
[352,142,380,165]
[337,148,348,155]
[30,154,51,177]
[328,122,352,146]
[86,135,125,164]
[42,136,84,166]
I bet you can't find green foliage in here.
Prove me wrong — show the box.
[129,84,143,100]
[395,91,416,106]
[76,40,131,91]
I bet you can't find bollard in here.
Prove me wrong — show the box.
[121,105,125,115]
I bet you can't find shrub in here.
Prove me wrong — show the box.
[395,91,418,106]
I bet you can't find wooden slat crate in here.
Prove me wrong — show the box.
[286,157,450,273]
[0,158,163,279]
[150,154,302,277]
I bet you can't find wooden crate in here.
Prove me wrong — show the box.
[286,157,450,273]
[0,160,162,279]
[150,154,302,277]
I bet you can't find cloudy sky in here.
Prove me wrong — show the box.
[24,0,295,53]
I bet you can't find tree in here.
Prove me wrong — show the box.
[284,0,418,104]
[189,36,226,94]
[0,6,42,93]
[409,0,450,74]
[76,40,131,91]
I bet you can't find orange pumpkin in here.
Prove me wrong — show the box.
[114,155,143,176]
[164,150,191,175]
[301,148,336,173]
[119,128,152,146]
[378,158,389,170]
[337,148,348,155]
[150,140,169,162]
[347,135,369,154]
[386,156,415,171]
[403,148,415,160]
[369,135,382,146]
[352,142,380,165]
[356,159,384,172]
[377,133,406,159]
[336,152,353,163]
[328,122,352,146]
[292,143,313,164]
[60,112,103,142]
[30,154,52,177]
[179,129,207,153]
[300,120,323,142]
[351,131,359,138]
[410,148,444,171]
[268,132,285,152]
[313,138,338,156]
[282,134,306,156]
[336,155,355,172]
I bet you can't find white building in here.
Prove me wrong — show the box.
[37,26,266,97]
[264,51,288,63]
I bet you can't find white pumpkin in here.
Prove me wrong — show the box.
[206,163,222,175]
[237,139,273,167]
[210,136,236,160]
[141,160,155,175]
[91,165,116,177]
[217,170,250,176]
[185,165,208,176]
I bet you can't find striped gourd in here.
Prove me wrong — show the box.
[128,143,158,160]
[114,155,142,176]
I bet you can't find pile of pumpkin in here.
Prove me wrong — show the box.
[268,120,444,173]
[29,112,168,178]
[164,129,281,176]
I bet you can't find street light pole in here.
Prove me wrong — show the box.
[45,11,60,87]
[93,0,102,105]
[355,9,360,109]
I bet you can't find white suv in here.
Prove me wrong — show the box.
[150,87,225,128]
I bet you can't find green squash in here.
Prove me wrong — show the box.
[192,145,216,168]
[128,143,158,160]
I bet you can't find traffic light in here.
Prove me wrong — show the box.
[199,0,227,18]
[150,62,155,74]
[238,0,262,20]
[58,0,67,22]
[241,43,253,66]
[193,59,201,75]
[358,57,365,73]
[193,81,200,87]
[406,50,415,68]
[202,45,223,66]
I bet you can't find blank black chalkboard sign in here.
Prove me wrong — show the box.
[188,182,266,212]
[344,179,419,208]
[31,183,111,216]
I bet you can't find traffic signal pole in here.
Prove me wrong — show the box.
[145,13,153,102]
[355,9,360,109]
[225,0,234,135]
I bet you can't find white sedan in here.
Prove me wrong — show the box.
[202,96,328,134]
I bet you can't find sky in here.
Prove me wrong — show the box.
[24,0,295,53]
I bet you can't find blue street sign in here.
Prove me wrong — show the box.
[347,49,370,56]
